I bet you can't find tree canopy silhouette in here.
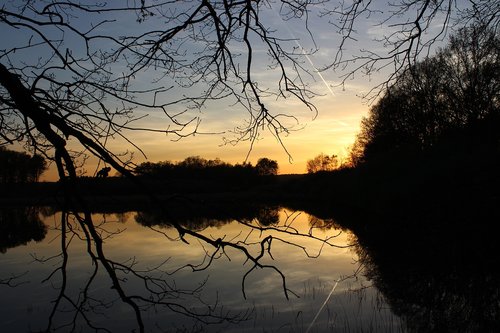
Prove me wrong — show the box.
[255,157,279,176]
[306,153,338,173]
[135,156,260,179]
[350,25,500,165]
[0,147,47,183]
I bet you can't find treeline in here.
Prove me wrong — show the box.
[350,25,500,166]
[135,156,278,179]
[287,25,500,215]
[0,147,47,183]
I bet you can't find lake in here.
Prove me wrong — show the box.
[0,206,405,332]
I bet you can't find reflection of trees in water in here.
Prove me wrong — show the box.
[255,207,279,226]
[135,205,282,230]
[136,204,351,231]
[0,206,47,253]
[136,210,234,231]
[114,211,132,223]
[31,209,250,332]
[0,198,354,331]
[288,199,500,332]
[11,203,346,332]
[351,218,500,333]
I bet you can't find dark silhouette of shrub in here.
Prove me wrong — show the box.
[255,157,278,176]
[0,147,47,183]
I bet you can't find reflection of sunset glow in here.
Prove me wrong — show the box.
[0,208,401,332]
[99,209,358,277]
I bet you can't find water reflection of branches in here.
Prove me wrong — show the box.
[140,207,352,301]
[3,153,356,331]
[33,208,249,332]
[0,271,28,287]
[238,210,351,255]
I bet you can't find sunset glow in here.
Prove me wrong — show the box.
[41,95,367,180]
[1,1,457,181]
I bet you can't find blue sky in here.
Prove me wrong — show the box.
[0,1,468,179]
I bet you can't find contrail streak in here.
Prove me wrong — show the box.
[270,4,349,127]
[293,39,336,98]
[269,5,335,98]
[306,279,340,333]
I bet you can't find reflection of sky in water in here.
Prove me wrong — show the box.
[0,209,403,332]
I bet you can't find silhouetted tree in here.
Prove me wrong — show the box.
[0,207,47,253]
[0,1,321,177]
[0,147,47,183]
[321,1,499,99]
[351,25,500,164]
[439,25,500,128]
[178,156,209,169]
[135,157,258,182]
[135,161,175,177]
[255,158,278,176]
[306,153,338,173]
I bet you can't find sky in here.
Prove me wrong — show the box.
[0,1,463,180]
[95,2,375,177]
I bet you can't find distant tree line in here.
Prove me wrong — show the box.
[350,25,500,166]
[135,156,278,179]
[0,147,47,183]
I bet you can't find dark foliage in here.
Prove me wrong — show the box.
[282,172,500,332]
[136,202,280,230]
[351,25,500,166]
[135,156,278,184]
[255,157,279,176]
[0,147,47,183]
[348,205,500,333]
[306,153,338,173]
[0,206,47,253]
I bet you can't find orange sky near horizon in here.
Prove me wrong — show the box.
[39,85,369,181]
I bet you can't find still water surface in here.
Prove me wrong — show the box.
[0,207,404,332]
